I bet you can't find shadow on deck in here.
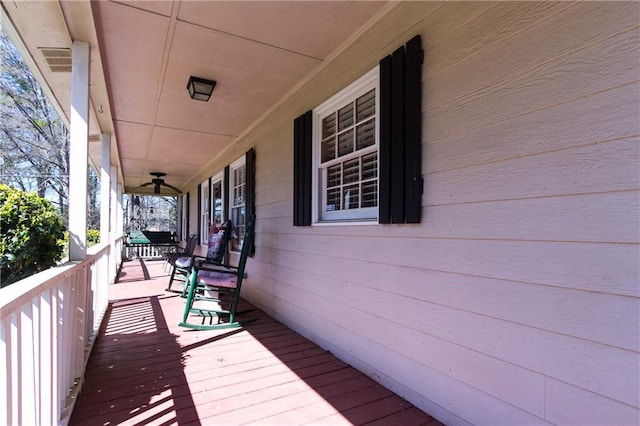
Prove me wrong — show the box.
[70,259,441,425]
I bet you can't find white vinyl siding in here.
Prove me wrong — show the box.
[187,3,640,424]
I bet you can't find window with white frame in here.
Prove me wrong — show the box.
[181,193,188,240]
[211,172,224,225]
[229,157,246,251]
[313,67,378,223]
[199,179,210,245]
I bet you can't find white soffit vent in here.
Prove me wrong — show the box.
[38,48,72,72]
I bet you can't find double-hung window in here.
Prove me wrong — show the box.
[294,35,423,226]
[211,172,224,225]
[199,178,210,245]
[313,68,378,223]
[229,157,246,251]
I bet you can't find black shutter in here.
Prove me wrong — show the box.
[197,183,202,240]
[186,192,190,238]
[177,196,183,239]
[404,35,423,223]
[378,35,423,224]
[223,166,230,222]
[390,46,406,224]
[208,176,213,224]
[293,110,312,226]
[378,56,392,224]
[245,147,256,255]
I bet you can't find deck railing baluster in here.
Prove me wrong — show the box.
[0,236,123,426]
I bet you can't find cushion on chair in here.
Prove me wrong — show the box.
[196,269,237,288]
[175,256,192,268]
[206,222,229,261]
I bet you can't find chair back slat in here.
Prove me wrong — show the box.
[185,234,198,256]
[234,215,255,283]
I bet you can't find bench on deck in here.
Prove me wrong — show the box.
[125,230,178,259]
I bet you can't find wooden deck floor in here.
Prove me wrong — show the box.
[70,259,442,426]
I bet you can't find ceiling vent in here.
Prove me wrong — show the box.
[38,48,72,72]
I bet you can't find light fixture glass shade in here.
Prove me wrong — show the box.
[187,76,216,101]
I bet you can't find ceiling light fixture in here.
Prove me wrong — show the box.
[187,76,216,102]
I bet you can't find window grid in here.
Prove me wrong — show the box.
[320,88,377,215]
[200,180,210,245]
[231,163,246,250]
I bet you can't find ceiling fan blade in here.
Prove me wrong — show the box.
[138,182,154,187]
[162,183,182,193]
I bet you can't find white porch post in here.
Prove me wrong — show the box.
[109,166,119,283]
[68,41,90,261]
[100,133,111,246]
[117,183,124,236]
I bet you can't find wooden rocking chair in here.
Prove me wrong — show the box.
[165,233,198,290]
[166,220,232,293]
[179,215,256,330]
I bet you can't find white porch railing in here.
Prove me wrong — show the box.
[0,237,122,426]
[123,243,173,260]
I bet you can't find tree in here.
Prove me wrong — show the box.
[0,25,100,230]
[124,195,177,232]
[0,184,65,287]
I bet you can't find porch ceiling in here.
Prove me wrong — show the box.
[1,0,388,195]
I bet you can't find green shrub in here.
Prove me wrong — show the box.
[59,229,101,259]
[87,229,100,246]
[0,184,66,287]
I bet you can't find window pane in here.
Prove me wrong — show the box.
[356,119,375,150]
[327,164,341,188]
[323,113,336,138]
[356,89,375,121]
[338,103,354,131]
[321,137,336,163]
[337,130,354,157]
[212,181,223,223]
[327,188,341,211]
[343,185,359,210]
[361,180,377,207]
[361,152,377,180]
[343,158,359,184]
[232,206,246,250]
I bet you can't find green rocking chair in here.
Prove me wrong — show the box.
[179,215,257,330]
[167,220,232,295]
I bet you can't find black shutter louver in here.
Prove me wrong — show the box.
[379,35,423,224]
[245,147,256,255]
[378,56,392,224]
[197,183,202,239]
[186,192,190,237]
[293,110,313,226]
[404,35,423,223]
[208,176,213,225]
[223,166,230,222]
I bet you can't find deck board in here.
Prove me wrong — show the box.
[70,259,442,425]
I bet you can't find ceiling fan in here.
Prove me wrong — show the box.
[136,172,181,194]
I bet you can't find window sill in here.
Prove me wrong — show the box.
[312,219,378,227]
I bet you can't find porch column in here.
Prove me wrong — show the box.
[100,133,111,246]
[68,41,90,261]
[117,183,124,237]
[109,165,118,283]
